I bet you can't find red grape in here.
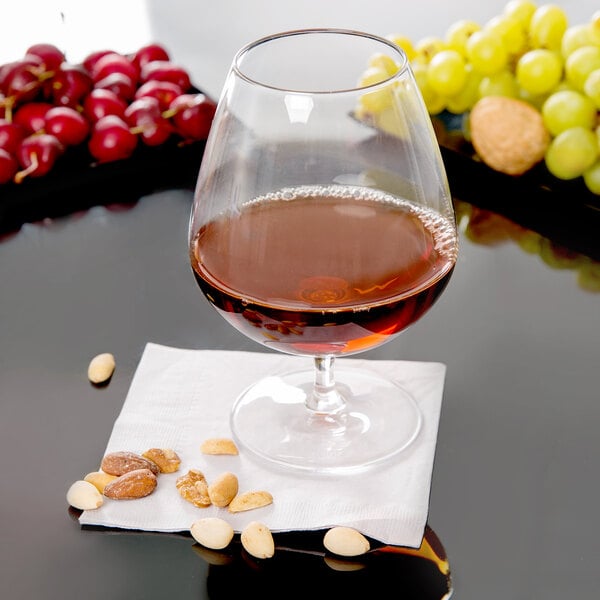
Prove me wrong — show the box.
[0,148,18,184]
[44,106,90,146]
[131,44,170,72]
[0,118,26,153]
[82,88,127,122]
[25,43,65,72]
[88,115,137,162]
[140,60,191,91]
[168,93,216,140]
[134,79,182,110]
[14,133,64,182]
[13,102,53,134]
[125,96,172,146]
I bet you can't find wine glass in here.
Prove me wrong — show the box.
[189,29,458,474]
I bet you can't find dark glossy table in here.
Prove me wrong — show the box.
[1,161,599,598]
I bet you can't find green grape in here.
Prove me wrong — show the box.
[583,160,600,195]
[553,79,577,93]
[589,10,600,45]
[545,126,599,180]
[359,66,389,86]
[529,4,569,51]
[516,48,563,95]
[517,86,548,110]
[414,36,446,63]
[446,64,483,113]
[445,19,481,57]
[368,53,399,76]
[583,69,600,108]
[466,29,508,75]
[386,34,417,62]
[479,69,519,98]
[541,89,596,136]
[565,45,600,90]
[412,62,446,114]
[503,0,538,29]
[485,15,527,55]
[426,49,467,96]
[358,66,394,113]
[561,24,592,59]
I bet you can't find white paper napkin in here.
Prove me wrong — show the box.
[80,342,446,548]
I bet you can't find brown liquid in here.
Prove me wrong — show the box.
[191,186,457,356]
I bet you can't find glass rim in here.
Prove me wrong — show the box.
[232,28,409,94]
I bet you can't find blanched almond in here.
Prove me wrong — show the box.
[323,526,370,557]
[87,353,115,384]
[228,490,273,513]
[241,521,275,559]
[190,517,234,550]
[67,480,104,510]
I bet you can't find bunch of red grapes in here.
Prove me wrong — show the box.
[0,42,217,184]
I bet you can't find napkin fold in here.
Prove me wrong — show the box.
[80,343,446,547]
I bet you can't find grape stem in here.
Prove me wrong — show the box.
[13,152,38,184]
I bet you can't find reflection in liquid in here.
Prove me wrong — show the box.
[455,200,600,293]
[194,525,453,599]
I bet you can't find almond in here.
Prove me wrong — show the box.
[190,517,234,550]
[84,470,118,493]
[241,521,275,559]
[323,526,370,557]
[101,451,160,476]
[200,437,239,455]
[67,480,104,510]
[87,352,115,384]
[103,468,157,499]
[228,490,273,513]
[207,472,239,507]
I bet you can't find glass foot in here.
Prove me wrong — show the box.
[230,367,422,474]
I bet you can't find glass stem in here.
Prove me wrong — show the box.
[307,356,346,414]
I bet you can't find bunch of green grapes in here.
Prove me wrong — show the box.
[360,1,600,195]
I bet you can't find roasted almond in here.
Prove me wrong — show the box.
[207,472,239,508]
[101,451,160,476]
[84,470,118,493]
[228,490,273,513]
[104,468,157,500]
[200,438,239,455]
